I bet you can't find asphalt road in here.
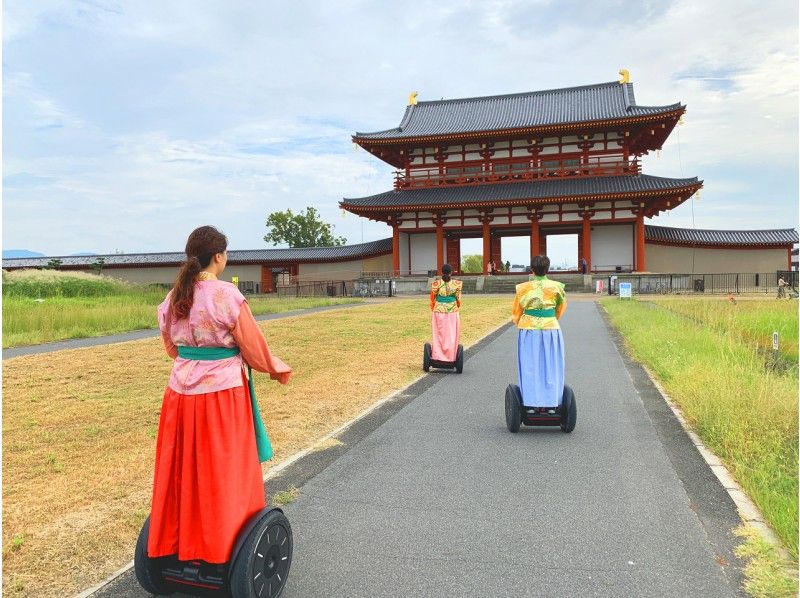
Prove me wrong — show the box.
[92,300,744,597]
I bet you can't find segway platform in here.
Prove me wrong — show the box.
[423,342,464,374]
[135,507,292,597]
[504,384,577,433]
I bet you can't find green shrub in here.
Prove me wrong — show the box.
[2,269,130,298]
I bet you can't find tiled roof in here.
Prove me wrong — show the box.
[341,175,701,210]
[355,81,682,141]
[2,238,393,269]
[646,225,798,247]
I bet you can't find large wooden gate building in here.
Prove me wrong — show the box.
[342,76,792,275]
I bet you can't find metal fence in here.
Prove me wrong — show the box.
[276,280,354,298]
[605,271,798,295]
[353,278,395,298]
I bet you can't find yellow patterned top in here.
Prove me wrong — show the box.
[430,279,463,313]
[512,276,567,330]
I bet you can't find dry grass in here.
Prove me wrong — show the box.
[2,297,511,596]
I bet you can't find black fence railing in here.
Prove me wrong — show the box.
[276,280,353,298]
[606,271,799,295]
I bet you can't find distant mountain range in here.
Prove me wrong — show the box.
[2,250,97,259]
[3,249,46,258]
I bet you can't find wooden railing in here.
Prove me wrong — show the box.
[394,158,640,189]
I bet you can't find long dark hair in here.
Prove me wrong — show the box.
[170,226,228,319]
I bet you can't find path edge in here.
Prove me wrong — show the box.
[79,318,513,597]
[597,302,793,562]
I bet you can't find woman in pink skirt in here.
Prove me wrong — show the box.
[429,263,462,362]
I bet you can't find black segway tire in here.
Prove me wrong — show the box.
[423,343,431,372]
[455,345,464,374]
[134,517,171,595]
[230,508,293,598]
[560,385,577,433]
[505,384,522,433]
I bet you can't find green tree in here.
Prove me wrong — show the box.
[90,257,106,275]
[43,258,63,270]
[264,207,346,248]
[461,254,483,273]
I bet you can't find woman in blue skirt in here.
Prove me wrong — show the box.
[511,255,567,407]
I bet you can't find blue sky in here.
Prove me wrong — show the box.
[3,0,798,266]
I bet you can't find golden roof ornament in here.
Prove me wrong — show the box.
[618,69,630,84]
[408,91,418,106]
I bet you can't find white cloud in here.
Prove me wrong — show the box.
[3,0,797,260]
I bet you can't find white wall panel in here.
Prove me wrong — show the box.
[591,224,633,270]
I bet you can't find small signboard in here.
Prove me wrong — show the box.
[773,332,779,351]
[619,282,633,299]
[595,280,604,294]
[232,276,239,287]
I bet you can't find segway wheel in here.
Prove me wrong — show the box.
[423,343,431,372]
[504,384,522,433]
[230,508,293,598]
[455,345,464,374]
[560,385,577,433]
[134,517,171,595]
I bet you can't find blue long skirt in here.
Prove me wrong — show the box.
[517,329,565,407]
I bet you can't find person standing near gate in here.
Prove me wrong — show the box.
[580,257,587,274]
[778,275,788,299]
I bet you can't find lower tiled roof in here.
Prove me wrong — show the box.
[646,225,797,247]
[341,175,701,211]
[2,238,393,269]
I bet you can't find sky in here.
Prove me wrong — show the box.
[3,0,798,267]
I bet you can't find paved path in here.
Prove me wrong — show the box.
[92,301,743,597]
[3,302,373,360]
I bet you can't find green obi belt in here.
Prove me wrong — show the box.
[176,345,273,463]
[524,308,556,318]
[435,295,457,303]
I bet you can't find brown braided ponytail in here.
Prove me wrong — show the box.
[170,226,228,319]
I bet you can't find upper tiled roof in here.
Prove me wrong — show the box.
[354,82,682,141]
[646,225,798,247]
[341,175,701,210]
[2,238,393,269]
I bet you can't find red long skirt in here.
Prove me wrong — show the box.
[147,375,266,563]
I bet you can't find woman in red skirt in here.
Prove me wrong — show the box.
[148,225,292,564]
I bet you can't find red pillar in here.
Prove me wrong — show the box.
[447,237,461,272]
[491,236,502,269]
[260,265,273,294]
[582,213,592,272]
[635,212,646,272]
[482,217,491,274]
[435,219,444,274]
[392,223,400,276]
[530,218,540,262]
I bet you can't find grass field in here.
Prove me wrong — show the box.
[601,298,798,563]
[2,297,512,597]
[2,269,363,347]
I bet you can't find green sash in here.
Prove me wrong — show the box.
[176,345,273,462]
[435,295,457,303]
[524,308,556,318]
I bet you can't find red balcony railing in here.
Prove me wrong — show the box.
[394,158,640,189]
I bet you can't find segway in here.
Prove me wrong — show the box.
[504,384,577,433]
[423,342,464,374]
[135,507,292,597]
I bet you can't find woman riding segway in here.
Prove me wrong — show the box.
[136,225,294,597]
[505,254,576,433]
[423,263,464,373]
